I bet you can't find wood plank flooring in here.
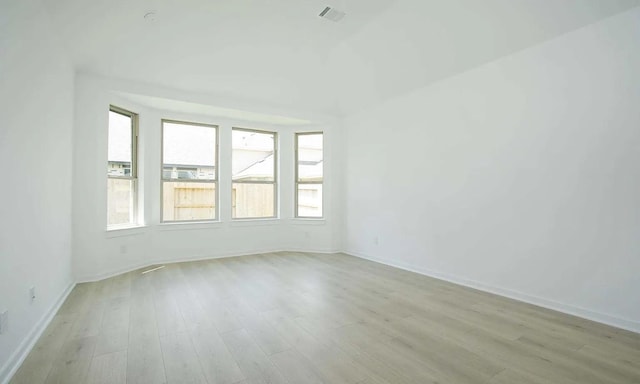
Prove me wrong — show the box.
[10,252,640,384]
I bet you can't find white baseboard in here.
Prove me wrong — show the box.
[345,250,640,334]
[76,248,341,283]
[0,282,76,384]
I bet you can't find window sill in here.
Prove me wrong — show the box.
[230,218,281,227]
[289,218,326,225]
[105,225,147,238]
[157,221,223,231]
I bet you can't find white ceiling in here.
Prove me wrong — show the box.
[42,0,640,118]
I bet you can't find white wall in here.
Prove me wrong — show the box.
[0,0,75,381]
[73,75,342,281]
[343,8,640,332]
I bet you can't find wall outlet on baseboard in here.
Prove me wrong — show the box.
[0,310,8,334]
[29,286,36,301]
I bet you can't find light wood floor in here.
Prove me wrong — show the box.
[10,252,640,384]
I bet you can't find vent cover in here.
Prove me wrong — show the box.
[319,6,346,22]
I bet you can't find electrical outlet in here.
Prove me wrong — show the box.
[0,310,8,334]
[29,286,36,301]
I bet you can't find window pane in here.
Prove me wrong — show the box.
[163,122,216,180]
[297,184,322,218]
[163,182,215,221]
[108,111,132,176]
[232,183,274,218]
[297,133,323,182]
[107,178,134,225]
[232,130,275,182]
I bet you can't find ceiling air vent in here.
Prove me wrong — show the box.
[319,6,346,22]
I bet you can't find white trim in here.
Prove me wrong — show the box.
[157,221,224,231]
[284,248,340,254]
[105,225,147,238]
[229,219,281,227]
[0,282,76,384]
[345,250,640,334]
[288,218,326,226]
[75,248,341,283]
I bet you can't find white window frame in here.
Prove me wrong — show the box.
[295,131,324,219]
[232,127,278,220]
[161,119,219,223]
[107,105,139,229]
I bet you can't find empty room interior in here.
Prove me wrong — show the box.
[2,0,640,383]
